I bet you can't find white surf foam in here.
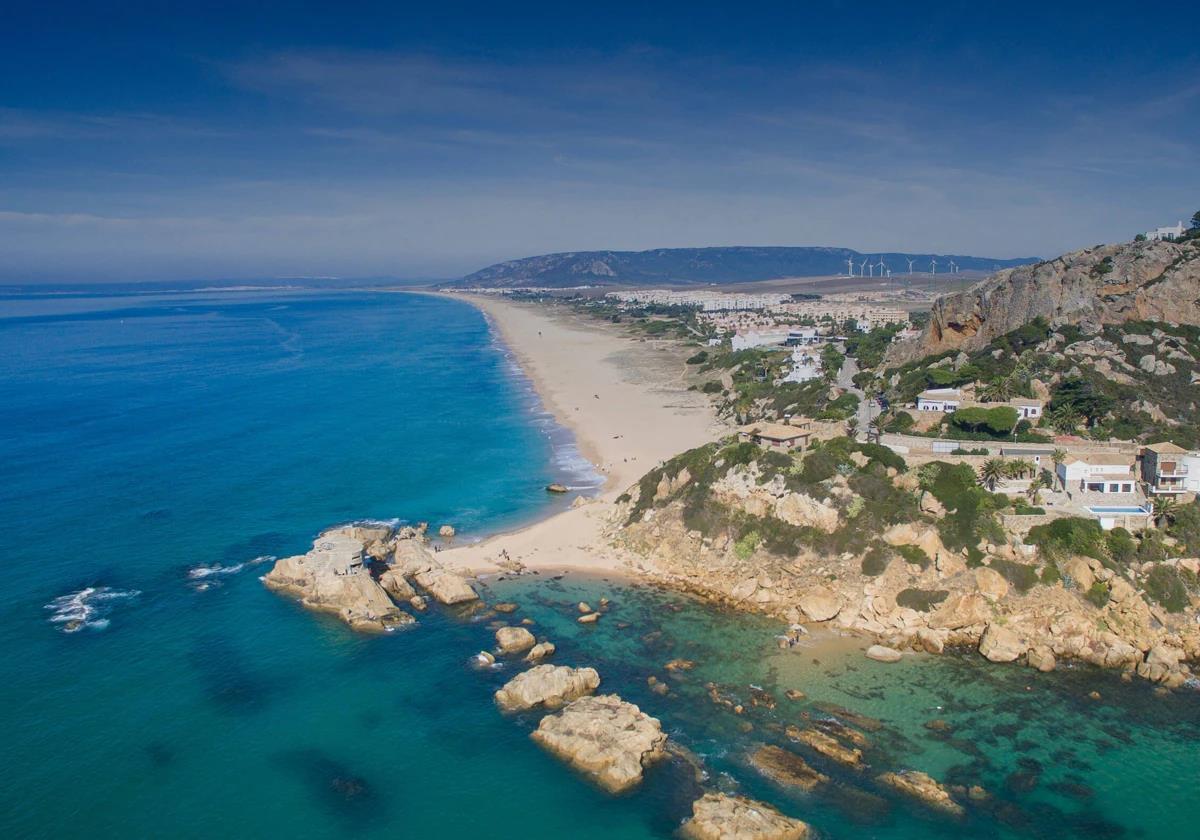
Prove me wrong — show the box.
[45,587,140,632]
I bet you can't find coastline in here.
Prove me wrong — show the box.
[434,292,721,577]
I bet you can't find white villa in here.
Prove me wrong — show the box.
[917,388,963,412]
[1010,398,1043,419]
[731,330,790,351]
[781,347,822,383]
[1057,453,1137,496]
[1145,221,1186,242]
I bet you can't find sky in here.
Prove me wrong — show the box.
[1,1,1197,283]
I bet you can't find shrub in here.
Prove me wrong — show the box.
[701,381,723,394]
[861,544,892,576]
[733,530,761,560]
[1025,517,1107,561]
[949,405,1020,437]
[885,411,915,433]
[855,442,906,472]
[686,350,709,365]
[988,558,1040,593]
[896,588,950,612]
[1085,581,1111,608]
[1105,528,1137,566]
[895,544,932,570]
[1040,561,1061,585]
[1144,565,1189,613]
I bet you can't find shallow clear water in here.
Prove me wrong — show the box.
[1,287,1196,838]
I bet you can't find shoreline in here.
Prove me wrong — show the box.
[431,292,721,578]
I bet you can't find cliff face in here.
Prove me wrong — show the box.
[888,238,1200,365]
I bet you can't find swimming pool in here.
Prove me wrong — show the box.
[1087,505,1151,515]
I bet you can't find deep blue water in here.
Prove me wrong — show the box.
[1,287,1198,839]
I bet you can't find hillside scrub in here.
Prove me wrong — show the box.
[917,461,1006,563]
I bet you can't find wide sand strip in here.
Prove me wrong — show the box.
[437,293,720,576]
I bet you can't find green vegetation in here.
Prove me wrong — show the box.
[686,350,709,365]
[1085,581,1111,608]
[1025,517,1107,562]
[918,461,1006,563]
[844,324,903,369]
[861,544,891,576]
[1144,564,1190,613]
[894,544,931,569]
[895,588,949,612]
[948,405,1020,438]
[987,558,1039,593]
[701,381,723,394]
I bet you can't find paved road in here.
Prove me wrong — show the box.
[836,351,880,440]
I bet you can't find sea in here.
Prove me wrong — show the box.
[0,285,1197,839]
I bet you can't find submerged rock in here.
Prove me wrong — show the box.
[878,770,965,817]
[495,626,536,654]
[531,694,667,793]
[788,727,863,768]
[680,792,811,840]
[263,528,412,632]
[750,744,829,792]
[494,664,600,712]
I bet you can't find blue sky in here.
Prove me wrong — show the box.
[2,1,1197,282]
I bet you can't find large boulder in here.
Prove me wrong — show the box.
[494,665,600,712]
[877,770,964,817]
[680,792,811,840]
[774,492,840,533]
[866,644,903,663]
[798,586,842,622]
[378,568,416,600]
[391,539,437,575]
[789,728,863,768]
[929,593,990,630]
[974,567,1009,602]
[531,694,667,793]
[263,531,412,632]
[495,626,536,654]
[979,623,1024,663]
[413,567,479,604]
[1061,557,1095,593]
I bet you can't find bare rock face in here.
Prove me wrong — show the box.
[979,623,1024,663]
[495,626,536,654]
[877,770,965,817]
[887,239,1200,364]
[263,528,412,632]
[378,568,416,600]
[680,792,812,840]
[1027,645,1057,672]
[773,492,840,533]
[929,593,990,630]
[531,694,667,793]
[413,567,479,605]
[798,586,842,622]
[494,664,600,712]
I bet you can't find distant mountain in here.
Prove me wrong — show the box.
[444,246,1038,288]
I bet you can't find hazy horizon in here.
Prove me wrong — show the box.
[3,2,1197,283]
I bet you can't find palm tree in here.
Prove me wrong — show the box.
[1026,474,1047,505]
[1047,405,1081,435]
[979,378,1014,403]
[1152,497,1179,530]
[867,415,884,443]
[1005,459,1034,480]
[846,417,860,440]
[1051,448,1068,490]
[979,458,1007,491]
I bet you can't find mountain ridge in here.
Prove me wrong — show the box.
[444,246,1038,288]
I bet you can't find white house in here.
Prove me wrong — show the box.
[917,388,962,412]
[1145,221,1186,242]
[1057,454,1137,495]
[731,330,790,351]
[786,326,820,345]
[1010,398,1043,419]
[782,347,822,383]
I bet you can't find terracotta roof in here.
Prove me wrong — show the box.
[1143,442,1188,455]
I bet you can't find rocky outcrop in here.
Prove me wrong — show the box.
[877,770,965,817]
[525,641,556,662]
[798,586,842,622]
[680,792,812,840]
[888,238,1200,363]
[531,694,667,793]
[263,527,412,632]
[412,566,478,605]
[494,665,600,712]
[789,728,863,768]
[978,623,1024,663]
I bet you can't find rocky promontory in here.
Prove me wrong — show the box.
[680,792,812,840]
[494,664,600,712]
[263,523,479,631]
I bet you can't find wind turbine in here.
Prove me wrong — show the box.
[906,258,915,275]
[867,261,875,277]
[858,258,868,277]
[930,258,938,275]
[949,260,958,274]
[877,257,888,277]
[846,257,854,277]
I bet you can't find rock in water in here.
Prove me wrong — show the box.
[438,524,456,538]
[866,644,902,663]
[494,665,601,712]
[263,528,412,632]
[378,569,416,600]
[531,694,666,793]
[525,641,556,662]
[495,626,536,654]
[546,483,569,493]
[412,567,478,605]
[877,770,965,817]
[750,745,829,792]
[680,792,811,840]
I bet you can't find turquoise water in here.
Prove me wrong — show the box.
[1,287,1197,838]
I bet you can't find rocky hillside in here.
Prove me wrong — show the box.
[888,238,1200,364]
[613,436,1200,687]
[448,246,1036,289]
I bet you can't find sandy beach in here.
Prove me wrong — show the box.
[437,293,720,576]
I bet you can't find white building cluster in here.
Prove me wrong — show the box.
[1144,221,1186,242]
